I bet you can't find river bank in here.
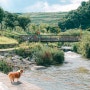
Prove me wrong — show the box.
[0,51,36,70]
[0,72,43,90]
[0,50,44,90]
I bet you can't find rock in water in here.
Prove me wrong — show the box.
[31,66,47,70]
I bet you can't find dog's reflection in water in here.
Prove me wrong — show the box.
[8,69,23,84]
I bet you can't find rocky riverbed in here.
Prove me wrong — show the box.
[0,51,44,90]
[0,51,42,70]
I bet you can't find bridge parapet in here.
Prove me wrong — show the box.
[19,35,80,42]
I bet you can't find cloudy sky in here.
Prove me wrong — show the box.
[0,0,89,12]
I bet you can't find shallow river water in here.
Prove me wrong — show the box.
[22,51,90,90]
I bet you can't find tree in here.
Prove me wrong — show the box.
[81,1,86,6]
[0,7,4,29]
[18,16,31,30]
[0,7,4,23]
[58,0,90,30]
[4,12,18,29]
[49,26,61,34]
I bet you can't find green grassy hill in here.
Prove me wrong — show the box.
[0,36,18,44]
[18,12,67,25]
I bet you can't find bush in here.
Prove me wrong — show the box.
[15,42,43,58]
[34,47,64,66]
[79,35,90,58]
[15,48,32,58]
[60,29,81,36]
[51,49,64,64]
[0,60,12,74]
[72,43,79,53]
[34,47,53,66]
[15,42,65,66]
[48,42,58,48]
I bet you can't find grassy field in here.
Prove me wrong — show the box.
[0,30,27,39]
[0,36,18,44]
[18,12,67,25]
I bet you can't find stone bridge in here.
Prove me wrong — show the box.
[19,35,80,42]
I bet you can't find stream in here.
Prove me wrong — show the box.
[22,51,90,90]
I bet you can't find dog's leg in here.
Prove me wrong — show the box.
[16,78,19,82]
[10,79,13,83]
[10,78,14,83]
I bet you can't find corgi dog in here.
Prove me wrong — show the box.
[8,69,23,83]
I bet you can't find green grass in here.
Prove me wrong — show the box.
[0,36,18,49]
[0,36,18,44]
[59,29,81,36]
[0,30,27,37]
[18,12,67,25]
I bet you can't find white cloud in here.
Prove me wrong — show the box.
[0,0,8,7]
[43,3,77,12]
[71,0,89,7]
[24,0,89,12]
[24,2,45,12]
[0,0,12,10]
[0,0,89,12]
[60,0,67,3]
[71,0,88,4]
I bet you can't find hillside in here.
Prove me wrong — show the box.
[18,12,67,25]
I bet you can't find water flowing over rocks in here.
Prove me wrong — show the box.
[22,51,90,90]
